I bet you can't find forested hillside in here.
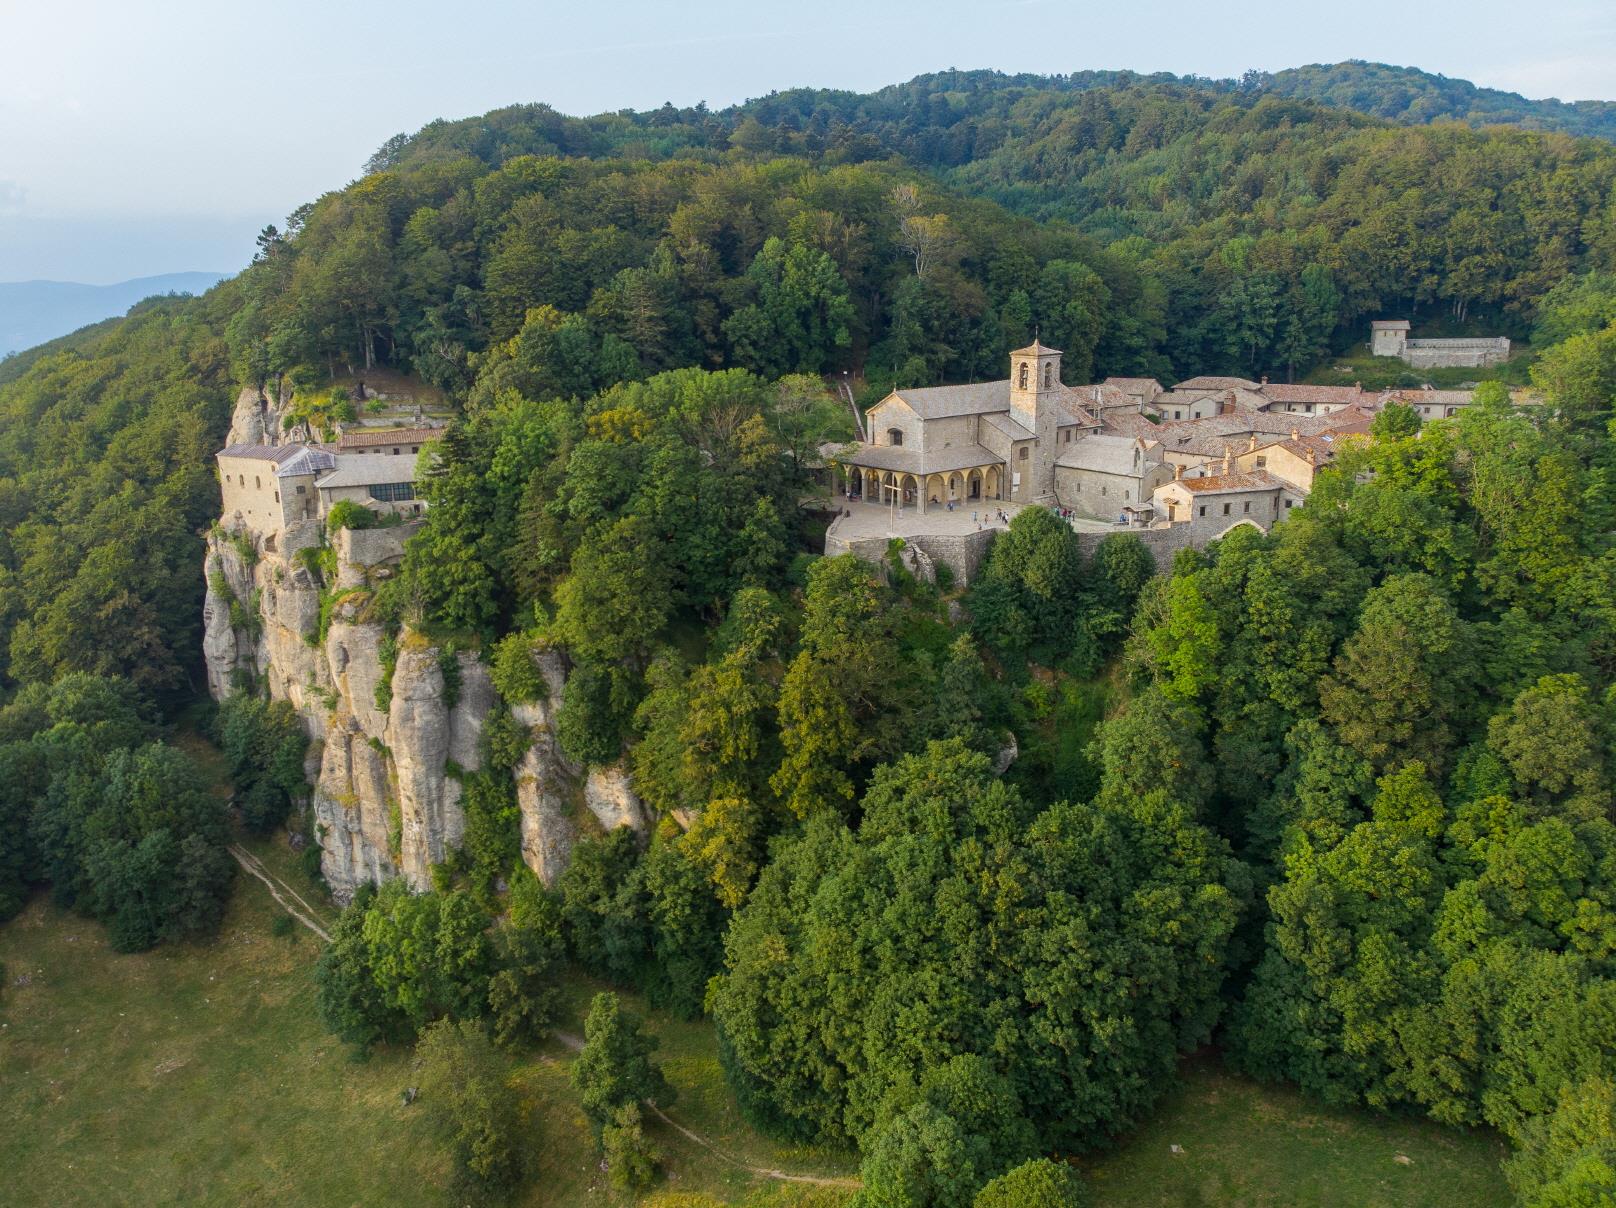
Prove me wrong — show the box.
[1262,61,1616,141]
[3,68,1616,1205]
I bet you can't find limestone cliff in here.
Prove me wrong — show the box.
[202,399,647,900]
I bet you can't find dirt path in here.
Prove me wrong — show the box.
[228,844,332,942]
[547,1029,859,1189]
[240,855,856,1191]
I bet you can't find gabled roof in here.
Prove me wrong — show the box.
[1104,376,1163,394]
[218,442,306,463]
[1259,383,1366,405]
[1056,395,1099,427]
[1056,434,1158,475]
[218,442,337,478]
[887,381,1011,420]
[315,453,418,489]
[1171,469,1283,494]
[1173,375,1262,392]
[336,426,444,450]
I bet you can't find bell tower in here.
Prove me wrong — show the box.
[1009,339,1062,502]
[1009,339,1062,433]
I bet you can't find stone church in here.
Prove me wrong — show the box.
[831,341,1168,511]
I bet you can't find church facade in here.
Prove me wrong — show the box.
[830,341,1116,511]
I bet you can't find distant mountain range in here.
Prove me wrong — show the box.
[0,272,228,358]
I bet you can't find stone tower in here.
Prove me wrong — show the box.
[1009,339,1062,502]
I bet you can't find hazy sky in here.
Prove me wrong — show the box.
[3,0,1614,282]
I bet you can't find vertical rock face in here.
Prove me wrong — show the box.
[202,516,647,902]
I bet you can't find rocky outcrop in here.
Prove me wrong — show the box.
[203,512,648,901]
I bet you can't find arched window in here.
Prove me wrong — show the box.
[887,428,904,446]
[1043,362,1053,388]
[1017,362,1028,389]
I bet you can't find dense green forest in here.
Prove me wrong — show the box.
[5,68,1616,1204]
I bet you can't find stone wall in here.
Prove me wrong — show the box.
[1404,337,1511,369]
[826,527,998,587]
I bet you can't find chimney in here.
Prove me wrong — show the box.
[1260,375,1268,386]
[1221,443,1232,475]
[1305,444,1317,466]
[1248,433,1258,452]
[1290,427,1299,443]
[1174,461,1184,480]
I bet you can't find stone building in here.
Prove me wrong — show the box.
[314,453,424,519]
[216,441,423,537]
[832,341,1101,509]
[1371,319,1511,368]
[1150,464,1299,536]
[335,425,443,456]
[217,444,338,539]
[1235,430,1355,493]
[1054,433,1174,520]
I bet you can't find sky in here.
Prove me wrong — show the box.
[2,0,1614,283]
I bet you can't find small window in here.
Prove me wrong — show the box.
[1019,446,1029,460]
[255,476,261,489]
[1199,505,1207,517]
[411,445,420,453]
[1101,485,1108,497]
[296,484,306,495]
[1043,362,1052,388]
[1286,499,1295,509]
[392,447,400,455]
[888,428,904,447]
[1223,503,1231,515]
[1018,362,1028,389]
[1243,501,1250,513]
[1124,489,1130,501]
[274,491,280,503]
[1173,410,1181,420]
[1255,456,1267,468]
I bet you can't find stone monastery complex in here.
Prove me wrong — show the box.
[213,322,1524,585]
[824,327,1528,581]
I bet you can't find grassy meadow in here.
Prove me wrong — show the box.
[0,832,1511,1207]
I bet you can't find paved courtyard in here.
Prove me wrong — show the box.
[825,498,1120,545]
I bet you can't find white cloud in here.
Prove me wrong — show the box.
[0,182,27,213]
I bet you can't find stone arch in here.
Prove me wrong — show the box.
[984,465,1002,499]
[947,472,962,500]
[925,473,945,505]
[966,468,983,500]
[900,473,919,507]
[1212,518,1267,541]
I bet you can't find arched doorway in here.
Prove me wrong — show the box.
[967,469,982,500]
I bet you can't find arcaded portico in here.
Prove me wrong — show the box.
[830,446,1006,513]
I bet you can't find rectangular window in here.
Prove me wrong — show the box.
[1243,501,1250,513]
[1198,505,1206,517]
[1101,485,1107,497]
[391,448,400,455]
[296,484,306,494]
[367,481,417,503]
[1223,503,1231,515]
[1018,446,1029,460]
[1286,499,1294,508]
[1255,456,1266,467]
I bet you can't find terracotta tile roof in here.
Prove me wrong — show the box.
[1175,469,1283,494]
[1259,383,1367,405]
[336,426,444,450]
[1173,375,1262,392]
[1104,376,1164,393]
